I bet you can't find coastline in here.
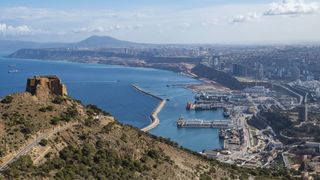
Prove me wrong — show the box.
[131,84,167,132]
[1,57,223,151]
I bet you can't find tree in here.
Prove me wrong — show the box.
[1,96,13,104]
[5,155,34,178]
[39,139,48,146]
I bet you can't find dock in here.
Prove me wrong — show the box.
[131,84,166,132]
[186,102,230,110]
[177,117,234,129]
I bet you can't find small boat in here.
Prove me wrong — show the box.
[223,111,230,118]
[8,64,16,67]
[8,69,18,73]
[219,129,225,139]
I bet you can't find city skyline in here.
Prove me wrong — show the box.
[0,0,319,44]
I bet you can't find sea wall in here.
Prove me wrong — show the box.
[131,84,166,132]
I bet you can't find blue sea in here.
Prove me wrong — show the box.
[0,57,223,152]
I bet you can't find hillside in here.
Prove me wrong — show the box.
[191,63,244,90]
[0,76,293,180]
[0,40,66,54]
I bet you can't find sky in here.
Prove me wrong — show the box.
[0,0,319,44]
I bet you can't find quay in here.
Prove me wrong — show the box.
[177,117,234,129]
[186,102,230,110]
[131,84,166,132]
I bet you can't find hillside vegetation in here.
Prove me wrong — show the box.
[0,90,294,179]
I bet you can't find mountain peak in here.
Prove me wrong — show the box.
[85,35,117,41]
[74,35,135,48]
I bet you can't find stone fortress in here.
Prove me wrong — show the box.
[26,75,68,97]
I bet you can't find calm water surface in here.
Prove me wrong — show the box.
[0,57,223,151]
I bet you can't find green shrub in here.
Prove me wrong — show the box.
[52,96,64,104]
[39,106,54,112]
[86,104,111,116]
[5,155,34,178]
[50,117,60,125]
[147,149,160,160]
[200,173,212,180]
[39,139,48,146]
[60,106,78,122]
[84,118,95,127]
[44,152,52,159]
[101,122,116,133]
[0,146,6,157]
[1,96,13,104]
[20,126,32,135]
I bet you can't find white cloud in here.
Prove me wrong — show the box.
[0,23,32,35]
[0,3,319,43]
[228,0,319,24]
[0,23,50,36]
[264,0,319,16]
[229,12,260,24]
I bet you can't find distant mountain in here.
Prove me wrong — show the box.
[72,35,141,48]
[0,36,147,54]
[0,40,67,54]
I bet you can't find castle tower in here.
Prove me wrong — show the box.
[26,75,68,97]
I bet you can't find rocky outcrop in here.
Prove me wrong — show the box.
[26,75,67,98]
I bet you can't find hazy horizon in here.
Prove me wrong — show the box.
[0,0,319,44]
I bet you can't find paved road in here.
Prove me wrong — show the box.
[274,84,303,105]
[0,122,77,172]
[282,152,290,169]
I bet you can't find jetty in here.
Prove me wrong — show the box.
[131,84,166,132]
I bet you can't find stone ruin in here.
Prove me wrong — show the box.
[26,75,68,97]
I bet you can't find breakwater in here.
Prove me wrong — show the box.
[131,84,166,132]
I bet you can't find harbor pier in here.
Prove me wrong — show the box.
[177,117,234,129]
[131,84,166,132]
